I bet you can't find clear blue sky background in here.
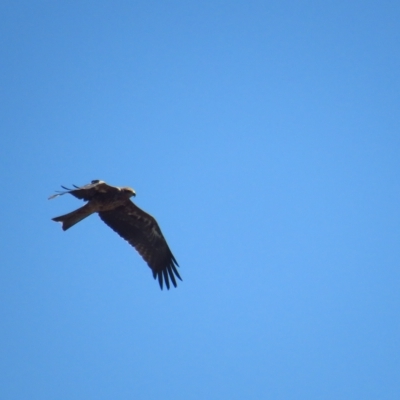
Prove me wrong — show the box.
[1,1,399,399]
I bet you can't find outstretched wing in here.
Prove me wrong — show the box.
[49,180,121,201]
[98,202,181,290]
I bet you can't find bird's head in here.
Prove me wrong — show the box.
[121,187,136,198]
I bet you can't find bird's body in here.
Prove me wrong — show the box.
[49,180,181,290]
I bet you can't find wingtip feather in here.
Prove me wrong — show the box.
[162,269,170,290]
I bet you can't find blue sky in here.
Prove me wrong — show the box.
[1,1,399,399]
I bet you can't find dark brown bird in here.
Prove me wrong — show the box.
[49,180,181,290]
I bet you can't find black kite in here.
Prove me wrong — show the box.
[49,180,181,290]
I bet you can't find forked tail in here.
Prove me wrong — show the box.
[52,204,94,231]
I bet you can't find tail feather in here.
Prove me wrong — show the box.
[52,204,94,231]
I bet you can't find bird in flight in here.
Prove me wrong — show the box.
[49,180,181,290]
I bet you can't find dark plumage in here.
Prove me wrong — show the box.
[49,180,181,290]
